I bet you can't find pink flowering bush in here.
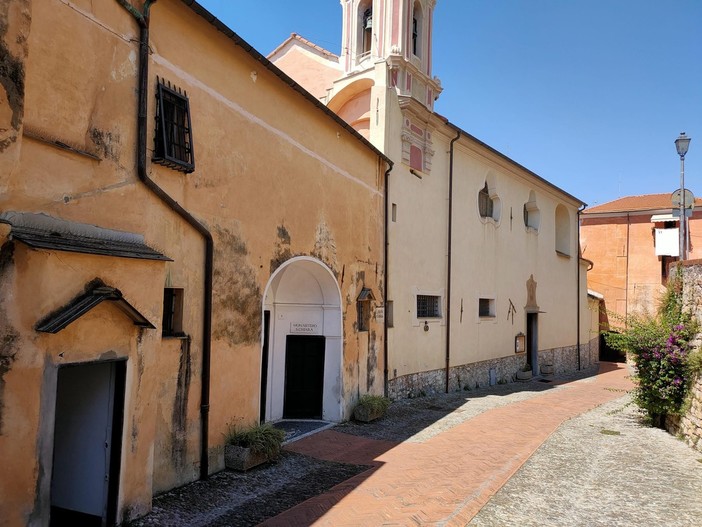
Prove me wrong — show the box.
[605,269,698,424]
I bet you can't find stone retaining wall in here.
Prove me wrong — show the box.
[387,338,599,400]
[667,261,702,451]
[666,375,702,452]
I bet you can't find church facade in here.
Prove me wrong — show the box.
[271,0,596,396]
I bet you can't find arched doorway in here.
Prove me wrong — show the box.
[261,257,343,423]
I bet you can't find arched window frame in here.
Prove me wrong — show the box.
[555,204,571,256]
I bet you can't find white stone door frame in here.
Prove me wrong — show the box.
[261,257,343,422]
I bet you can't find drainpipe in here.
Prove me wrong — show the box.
[576,203,586,371]
[445,129,461,393]
[118,0,214,481]
[383,159,394,398]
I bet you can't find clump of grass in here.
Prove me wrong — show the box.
[225,422,285,458]
[357,394,391,414]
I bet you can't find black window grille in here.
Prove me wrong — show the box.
[479,183,493,218]
[417,295,440,318]
[154,78,194,173]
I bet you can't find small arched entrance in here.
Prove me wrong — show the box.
[261,257,343,423]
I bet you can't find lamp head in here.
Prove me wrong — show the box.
[676,132,691,158]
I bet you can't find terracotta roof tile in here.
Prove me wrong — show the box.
[583,193,702,214]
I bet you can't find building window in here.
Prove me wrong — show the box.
[162,287,184,337]
[392,203,397,222]
[479,298,495,318]
[523,191,540,231]
[479,183,494,219]
[555,204,571,256]
[362,7,373,55]
[412,1,422,57]
[154,77,195,173]
[417,294,440,318]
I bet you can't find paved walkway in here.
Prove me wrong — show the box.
[264,363,635,526]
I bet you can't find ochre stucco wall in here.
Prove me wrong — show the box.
[1,0,386,523]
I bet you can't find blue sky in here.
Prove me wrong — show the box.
[196,1,701,207]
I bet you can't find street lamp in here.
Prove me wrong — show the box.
[675,132,691,260]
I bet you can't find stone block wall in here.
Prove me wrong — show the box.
[666,375,702,452]
[668,261,702,451]
[387,341,598,400]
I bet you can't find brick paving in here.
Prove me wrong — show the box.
[263,363,635,526]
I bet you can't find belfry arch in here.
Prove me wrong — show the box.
[261,257,343,423]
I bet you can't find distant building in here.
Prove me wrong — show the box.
[581,193,702,325]
[271,0,595,398]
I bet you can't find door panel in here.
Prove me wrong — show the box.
[283,335,325,419]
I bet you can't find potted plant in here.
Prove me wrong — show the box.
[224,421,285,471]
[353,394,391,422]
[516,363,533,381]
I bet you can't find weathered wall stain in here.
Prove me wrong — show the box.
[270,223,292,274]
[0,241,16,434]
[366,329,377,391]
[312,221,338,276]
[212,225,262,346]
[0,313,19,434]
[89,127,121,161]
[0,2,29,153]
[171,336,191,469]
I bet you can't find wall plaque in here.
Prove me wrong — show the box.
[290,322,320,335]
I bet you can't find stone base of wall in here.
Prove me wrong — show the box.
[387,341,599,400]
[666,375,702,452]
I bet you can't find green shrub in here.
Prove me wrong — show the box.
[605,268,698,423]
[356,394,390,414]
[225,422,285,458]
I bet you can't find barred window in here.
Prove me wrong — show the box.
[479,183,494,219]
[153,78,194,173]
[417,294,440,318]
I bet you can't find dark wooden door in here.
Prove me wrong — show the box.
[283,335,325,419]
[527,313,538,375]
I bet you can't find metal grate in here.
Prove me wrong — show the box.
[154,77,195,173]
[417,294,440,318]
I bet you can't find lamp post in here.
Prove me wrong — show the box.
[676,132,691,260]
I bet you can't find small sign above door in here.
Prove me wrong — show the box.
[290,322,321,335]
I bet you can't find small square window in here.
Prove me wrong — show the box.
[479,298,495,318]
[417,294,441,318]
[163,288,184,337]
[154,78,195,173]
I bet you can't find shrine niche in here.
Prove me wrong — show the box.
[526,274,539,312]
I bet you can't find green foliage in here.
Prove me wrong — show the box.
[604,268,698,420]
[225,422,285,458]
[356,394,391,414]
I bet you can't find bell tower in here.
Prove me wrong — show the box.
[339,0,442,112]
[333,0,441,172]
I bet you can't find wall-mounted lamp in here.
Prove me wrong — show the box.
[515,332,526,353]
[424,321,429,332]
